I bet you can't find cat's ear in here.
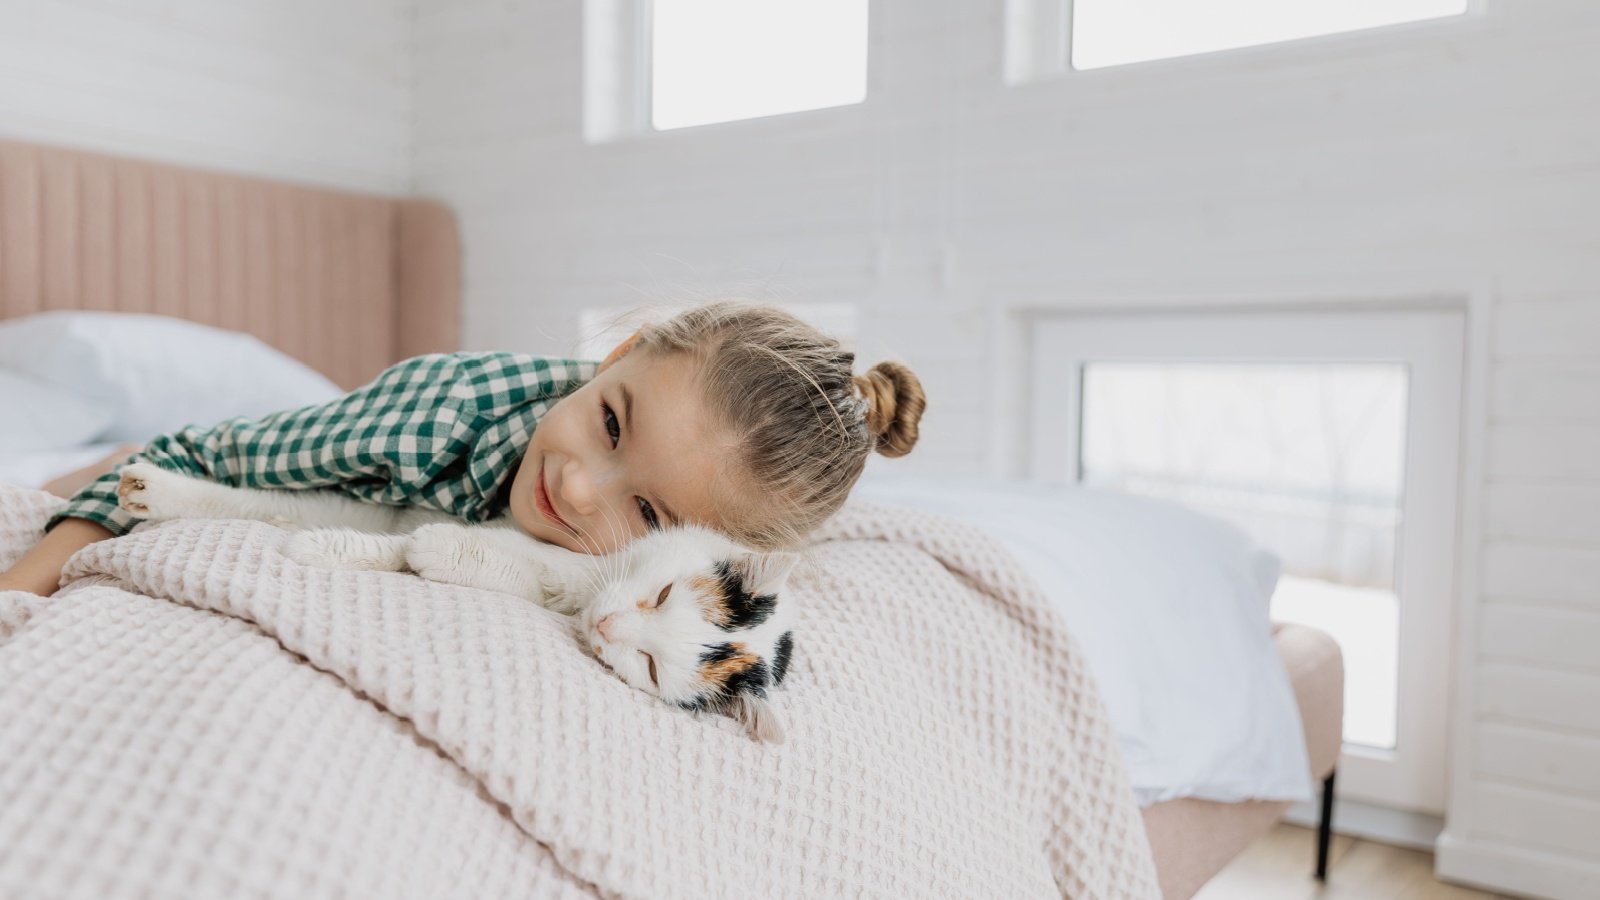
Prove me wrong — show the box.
[727,692,785,745]
[727,551,800,597]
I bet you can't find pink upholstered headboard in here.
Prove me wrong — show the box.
[0,139,460,389]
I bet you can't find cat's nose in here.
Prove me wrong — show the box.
[595,613,618,641]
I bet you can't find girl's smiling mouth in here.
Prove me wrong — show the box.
[535,461,573,532]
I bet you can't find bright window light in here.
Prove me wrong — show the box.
[650,0,868,131]
[1071,0,1470,70]
[1080,362,1409,749]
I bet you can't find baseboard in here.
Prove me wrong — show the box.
[1281,796,1442,851]
[1435,832,1600,900]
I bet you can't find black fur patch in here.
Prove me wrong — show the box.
[712,560,777,631]
[680,642,771,713]
[771,631,794,685]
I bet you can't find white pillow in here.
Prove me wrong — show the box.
[0,312,344,442]
[0,368,115,450]
[852,475,1313,806]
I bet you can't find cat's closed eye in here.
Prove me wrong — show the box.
[640,651,658,686]
[651,583,670,608]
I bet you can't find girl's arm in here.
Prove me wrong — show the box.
[0,518,114,596]
[42,443,143,498]
[47,352,584,540]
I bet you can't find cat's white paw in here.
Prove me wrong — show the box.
[404,523,482,586]
[115,463,204,520]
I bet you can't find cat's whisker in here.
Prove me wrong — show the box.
[565,517,616,597]
[564,523,609,593]
[593,495,634,582]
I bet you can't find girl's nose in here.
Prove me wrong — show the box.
[559,458,600,516]
[595,614,618,641]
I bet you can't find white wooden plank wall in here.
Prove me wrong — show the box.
[0,0,411,193]
[413,2,1600,897]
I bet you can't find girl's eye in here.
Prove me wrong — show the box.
[640,651,658,687]
[653,583,672,608]
[636,497,660,531]
[601,402,620,448]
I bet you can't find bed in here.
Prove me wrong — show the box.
[0,138,1342,899]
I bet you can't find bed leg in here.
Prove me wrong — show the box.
[1315,769,1336,881]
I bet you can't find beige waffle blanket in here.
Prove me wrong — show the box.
[0,482,1158,899]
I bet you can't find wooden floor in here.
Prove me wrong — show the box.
[1194,824,1514,900]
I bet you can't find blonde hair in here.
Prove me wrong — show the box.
[637,301,926,550]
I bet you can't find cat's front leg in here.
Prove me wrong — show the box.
[405,522,588,610]
[285,530,410,571]
[116,462,405,531]
[116,463,291,526]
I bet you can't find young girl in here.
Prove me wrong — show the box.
[0,301,926,596]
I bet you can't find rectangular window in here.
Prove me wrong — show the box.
[1080,362,1408,749]
[1028,308,1464,814]
[1071,0,1470,70]
[650,0,868,130]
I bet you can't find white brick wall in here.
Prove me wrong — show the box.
[0,0,411,193]
[415,2,1600,897]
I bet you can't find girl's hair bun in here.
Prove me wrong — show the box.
[852,361,926,458]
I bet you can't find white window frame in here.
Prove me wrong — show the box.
[584,0,871,142]
[584,0,653,143]
[1004,0,1486,83]
[1027,307,1464,814]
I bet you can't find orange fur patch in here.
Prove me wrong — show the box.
[691,574,732,627]
[699,642,757,688]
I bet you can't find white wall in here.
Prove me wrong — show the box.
[0,0,411,193]
[413,2,1600,898]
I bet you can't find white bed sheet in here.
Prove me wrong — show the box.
[853,475,1313,806]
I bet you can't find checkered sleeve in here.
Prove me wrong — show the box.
[47,353,596,537]
[47,355,474,536]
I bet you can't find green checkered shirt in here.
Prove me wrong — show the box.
[50,352,597,537]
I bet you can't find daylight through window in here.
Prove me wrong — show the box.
[651,0,869,130]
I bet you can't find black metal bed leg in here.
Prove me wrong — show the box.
[1315,769,1336,882]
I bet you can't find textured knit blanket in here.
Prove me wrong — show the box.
[0,482,1158,900]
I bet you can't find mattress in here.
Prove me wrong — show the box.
[1142,622,1344,900]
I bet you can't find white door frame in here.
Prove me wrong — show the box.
[1027,306,1465,814]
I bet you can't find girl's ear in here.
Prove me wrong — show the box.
[729,551,800,597]
[727,693,785,744]
[596,330,642,373]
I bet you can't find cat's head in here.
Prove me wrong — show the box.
[579,525,797,744]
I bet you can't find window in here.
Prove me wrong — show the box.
[1072,0,1470,70]
[650,0,868,131]
[586,0,869,140]
[1081,362,1407,748]
[1005,0,1471,80]
[1028,307,1464,814]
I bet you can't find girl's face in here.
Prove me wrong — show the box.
[507,349,738,555]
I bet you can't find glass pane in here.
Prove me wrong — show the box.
[651,0,869,131]
[1071,0,1469,70]
[1079,362,1407,749]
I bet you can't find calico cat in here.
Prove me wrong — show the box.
[114,462,797,742]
